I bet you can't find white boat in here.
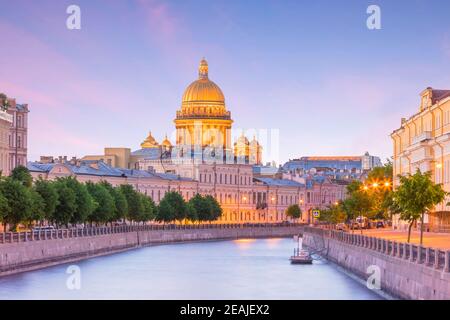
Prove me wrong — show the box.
[290,235,313,264]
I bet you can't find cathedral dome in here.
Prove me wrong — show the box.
[140,131,159,149]
[180,59,227,113]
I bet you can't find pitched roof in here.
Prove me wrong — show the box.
[432,89,450,103]
[27,161,194,182]
[254,177,304,187]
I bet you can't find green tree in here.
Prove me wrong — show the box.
[28,189,45,227]
[318,203,346,225]
[99,181,128,222]
[86,182,115,225]
[34,178,59,223]
[0,93,9,111]
[61,177,96,225]
[10,165,33,188]
[139,193,157,223]
[156,196,176,223]
[0,190,10,231]
[342,180,374,231]
[205,195,222,222]
[365,160,394,219]
[286,204,302,222]
[186,201,198,223]
[157,191,187,223]
[188,194,210,223]
[119,184,143,223]
[394,170,446,244]
[0,178,32,231]
[53,182,77,227]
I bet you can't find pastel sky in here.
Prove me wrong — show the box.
[2,0,450,165]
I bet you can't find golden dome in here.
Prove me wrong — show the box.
[181,58,225,108]
[141,131,159,149]
[161,134,172,147]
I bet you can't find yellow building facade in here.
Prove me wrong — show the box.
[391,87,450,232]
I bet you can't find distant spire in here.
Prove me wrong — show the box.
[199,57,208,79]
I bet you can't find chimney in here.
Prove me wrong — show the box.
[39,156,54,164]
[401,118,407,126]
[89,162,99,170]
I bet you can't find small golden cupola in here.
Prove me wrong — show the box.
[140,131,159,149]
[234,133,250,157]
[161,134,172,149]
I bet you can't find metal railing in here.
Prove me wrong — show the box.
[0,223,305,245]
[304,227,450,273]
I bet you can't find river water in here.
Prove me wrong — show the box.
[0,238,381,300]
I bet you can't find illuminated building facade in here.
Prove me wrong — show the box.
[391,87,450,232]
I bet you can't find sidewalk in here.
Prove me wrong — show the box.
[357,228,450,250]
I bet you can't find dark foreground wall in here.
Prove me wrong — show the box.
[303,228,450,300]
[0,225,303,277]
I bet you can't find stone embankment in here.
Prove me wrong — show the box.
[0,224,304,276]
[303,227,450,300]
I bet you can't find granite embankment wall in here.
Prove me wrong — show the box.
[0,224,303,277]
[303,227,450,300]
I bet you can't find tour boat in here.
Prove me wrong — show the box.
[290,249,313,264]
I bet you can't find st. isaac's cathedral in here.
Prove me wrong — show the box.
[84,58,263,179]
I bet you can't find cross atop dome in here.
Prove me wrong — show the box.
[199,57,208,79]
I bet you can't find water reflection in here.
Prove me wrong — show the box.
[0,238,382,300]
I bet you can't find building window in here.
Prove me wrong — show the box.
[436,114,441,129]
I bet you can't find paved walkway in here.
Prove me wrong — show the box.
[357,228,450,250]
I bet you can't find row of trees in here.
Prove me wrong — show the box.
[0,166,223,231]
[318,161,395,227]
[318,160,446,244]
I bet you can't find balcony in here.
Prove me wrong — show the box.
[412,131,432,145]
[176,110,231,120]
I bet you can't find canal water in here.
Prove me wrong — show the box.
[0,238,381,299]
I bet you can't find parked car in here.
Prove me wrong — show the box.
[336,223,348,231]
[32,226,55,232]
[351,222,361,230]
[376,221,385,229]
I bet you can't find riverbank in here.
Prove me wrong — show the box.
[0,237,381,300]
[303,227,450,300]
[0,224,304,277]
